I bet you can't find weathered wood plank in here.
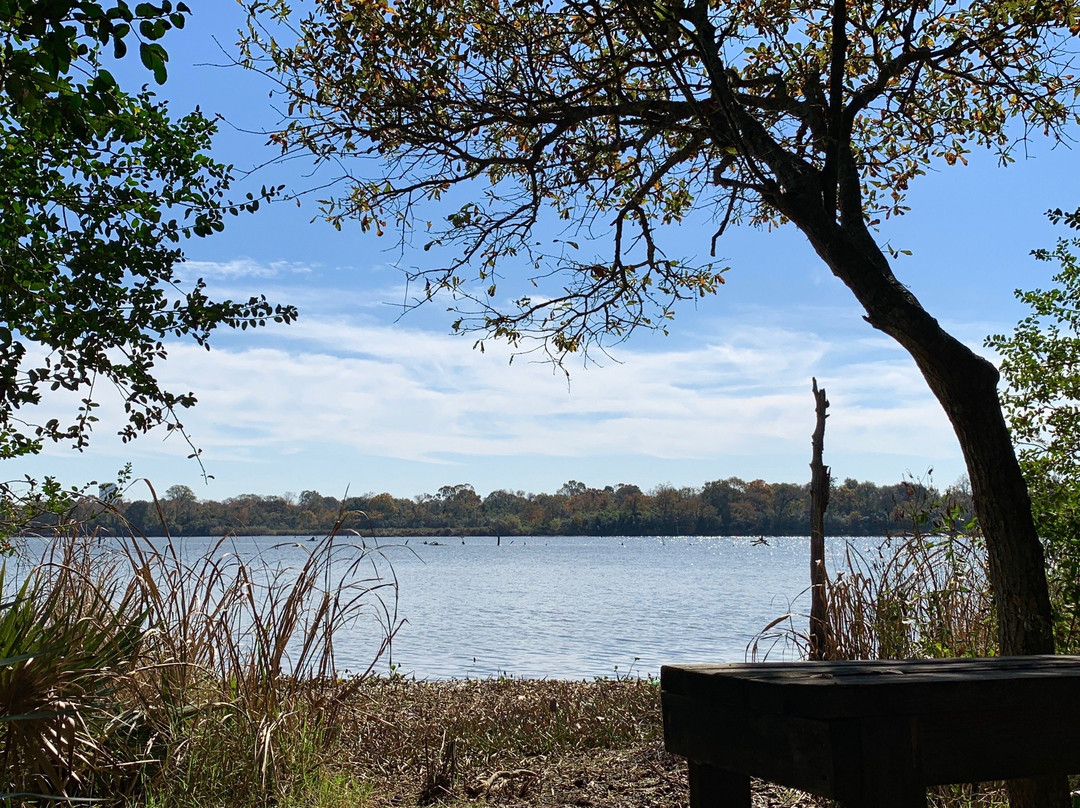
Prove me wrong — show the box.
[663,692,836,797]
[834,718,927,808]
[662,656,1080,718]
[917,700,1080,783]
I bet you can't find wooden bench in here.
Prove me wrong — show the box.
[662,656,1080,808]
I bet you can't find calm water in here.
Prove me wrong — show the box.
[13,534,882,680]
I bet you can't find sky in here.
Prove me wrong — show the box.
[5,3,1079,502]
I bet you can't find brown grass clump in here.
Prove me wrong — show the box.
[822,531,995,661]
[752,531,995,662]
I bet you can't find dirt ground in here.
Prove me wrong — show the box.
[450,744,823,808]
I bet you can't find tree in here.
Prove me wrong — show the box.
[163,482,196,530]
[163,483,196,503]
[557,480,588,498]
[701,478,741,534]
[244,0,1070,733]
[435,483,482,525]
[989,207,1080,652]
[0,1,296,460]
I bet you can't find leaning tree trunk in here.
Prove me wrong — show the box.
[798,215,1056,657]
[794,209,1065,808]
[699,73,1058,657]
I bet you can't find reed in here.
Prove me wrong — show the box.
[752,532,995,661]
[821,530,995,661]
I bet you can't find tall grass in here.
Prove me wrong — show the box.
[753,484,995,661]
[751,531,994,662]
[751,529,993,661]
[0,500,400,807]
[819,531,994,660]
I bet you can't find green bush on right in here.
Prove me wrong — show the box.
[988,206,1080,653]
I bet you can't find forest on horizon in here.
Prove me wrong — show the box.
[79,475,975,539]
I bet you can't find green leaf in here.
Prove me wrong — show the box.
[139,40,154,70]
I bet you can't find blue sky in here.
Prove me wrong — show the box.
[6,3,1078,502]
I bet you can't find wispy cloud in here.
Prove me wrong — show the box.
[121,313,956,471]
[179,258,318,280]
[4,265,977,497]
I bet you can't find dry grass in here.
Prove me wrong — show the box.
[823,531,996,661]
[314,675,826,808]
[752,531,995,663]
[338,677,675,808]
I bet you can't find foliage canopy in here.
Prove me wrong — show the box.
[0,0,297,459]
[242,0,1079,355]
[243,0,1080,700]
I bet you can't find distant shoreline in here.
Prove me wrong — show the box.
[27,475,974,540]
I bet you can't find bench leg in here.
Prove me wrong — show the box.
[687,761,751,808]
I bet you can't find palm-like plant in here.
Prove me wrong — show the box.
[0,547,146,801]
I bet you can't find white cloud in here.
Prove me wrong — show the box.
[119,313,956,470]
[179,258,317,279]
[4,294,965,495]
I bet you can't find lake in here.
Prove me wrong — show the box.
[12,533,884,680]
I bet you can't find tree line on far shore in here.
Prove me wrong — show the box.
[80,475,974,538]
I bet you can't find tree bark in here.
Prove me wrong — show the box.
[809,378,830,661]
